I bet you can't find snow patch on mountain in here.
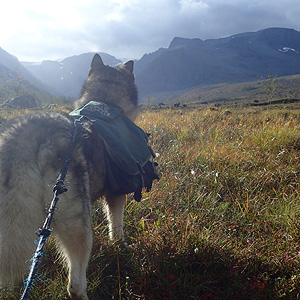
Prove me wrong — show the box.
[278,47,299,53]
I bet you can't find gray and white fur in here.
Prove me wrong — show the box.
[0,54,138,300]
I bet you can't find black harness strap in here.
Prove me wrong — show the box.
[20,120,79,300]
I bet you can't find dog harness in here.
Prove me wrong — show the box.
[69,101,159,201]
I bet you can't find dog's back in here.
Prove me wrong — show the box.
[0,54,138,300]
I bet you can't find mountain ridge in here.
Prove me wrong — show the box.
[1,27,300,104]
[23,52,122,98]
[134,27,300,100]
[0,47,59,96]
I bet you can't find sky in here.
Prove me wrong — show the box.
[1,0,300,62]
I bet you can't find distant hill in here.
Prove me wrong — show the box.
[0,47,59,97]
[148,73,300,105]
[23,53,122,98]
[134,27,300,101]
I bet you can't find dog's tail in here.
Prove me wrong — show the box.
[0,172,46,288]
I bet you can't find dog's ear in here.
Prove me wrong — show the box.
[120,60,134,73]
[89,54,104,74]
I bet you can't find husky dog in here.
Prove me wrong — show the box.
[0,54,138,300]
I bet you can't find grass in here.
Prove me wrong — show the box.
[2,103,300,299]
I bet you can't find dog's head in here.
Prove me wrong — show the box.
[76,54,138,119]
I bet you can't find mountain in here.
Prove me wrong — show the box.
[0,47,59,96]
[23,53,122,98]
[134,28,300,100]
[7,27,300,103]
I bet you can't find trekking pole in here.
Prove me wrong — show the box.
[20,188,61,300]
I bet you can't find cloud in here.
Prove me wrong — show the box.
[1,0,300,61]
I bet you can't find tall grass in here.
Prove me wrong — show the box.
[2,104,300,299]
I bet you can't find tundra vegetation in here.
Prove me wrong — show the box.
[1,100,300,299]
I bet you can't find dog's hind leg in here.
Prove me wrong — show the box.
[103,191,126,244]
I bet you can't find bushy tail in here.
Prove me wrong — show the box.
[0,193,44,288]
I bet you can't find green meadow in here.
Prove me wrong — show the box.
[2,102,300,299]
